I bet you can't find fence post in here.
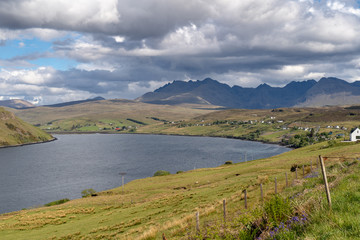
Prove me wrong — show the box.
[223,199,226,222]
[162,233,167,240]
[285,172,288,187]
[295,167,298,179]
[275,177,278,194]
[310,160,313,173]
[196,211,200,234]
[302,165,305,177]
[319,155,332,209]
[317,158,319,170]
[260,184,263,203]
[244,189,248,209]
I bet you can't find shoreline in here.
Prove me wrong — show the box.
[0,130,293,150]
[47,130,292,148]
[0,132,290,215]
[0,137,57,149]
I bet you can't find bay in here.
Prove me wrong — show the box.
[0,134,290,214]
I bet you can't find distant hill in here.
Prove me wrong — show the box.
[137,77,360,109]
[0,107,53,147]
[0,99,34,109]
[43,96,105,108]
[11,99,217,132]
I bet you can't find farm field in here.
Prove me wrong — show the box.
[9,100,219,133]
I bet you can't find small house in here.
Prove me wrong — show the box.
[350,128,360,141]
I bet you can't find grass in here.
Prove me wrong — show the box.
[44,199,70,207]
[9,100,217,132]
[138,106,360,145]
[0,107,53,147]
[301,168,360,239]
[1,139,359,239]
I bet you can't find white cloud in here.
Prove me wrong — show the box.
[327,1,360,16]
[159,23,219,55]
[0,67,55,85]
[113,36,125,43]
[304,72,326,79]
[76,63,116,72]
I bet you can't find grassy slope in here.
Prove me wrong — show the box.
[10,100,218,132]
[138,106,360,143]
[1,140,359,239]
[300,165,360,239]
[11,101,360,144]
[0,107,53,147]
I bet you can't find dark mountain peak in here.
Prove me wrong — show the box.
[318,77,348,84]
[352,81,360,87]
[138,77,360,109]
[154,80,191,93]
[285,79,316,87]
[202,77,217,83]
[304,77,360,100]
[256,83,271,89]
[90,96,105,101]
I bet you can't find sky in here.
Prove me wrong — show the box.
[1,0,360,105]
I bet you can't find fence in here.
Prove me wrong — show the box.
[186,153,360,237]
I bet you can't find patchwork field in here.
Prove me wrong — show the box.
[9,100,219,133]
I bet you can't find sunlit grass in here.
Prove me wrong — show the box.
[0,140,359,239]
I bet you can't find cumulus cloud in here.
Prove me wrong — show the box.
[1,0,360,104]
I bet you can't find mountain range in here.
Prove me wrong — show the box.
[137,77,360,109]
[3,77,360,110]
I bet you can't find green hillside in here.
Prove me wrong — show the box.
[138,106,360,147]
[0,107,53,147]
[10,99,218,133]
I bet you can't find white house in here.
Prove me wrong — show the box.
[350,128,360,141]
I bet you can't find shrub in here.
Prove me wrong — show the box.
[225,161,233,165]
[44,198,70,206]
[264,195,292,227]
[290,164,298,172]
[153,170,170,177]
[81,188,97,198]
[327,140,337,147]
[5,123,16,131]
[176,171,184,174]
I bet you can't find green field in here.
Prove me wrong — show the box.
[9,100,218,133]
[138,106,360,147]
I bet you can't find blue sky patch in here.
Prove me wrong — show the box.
[30,58,78,71]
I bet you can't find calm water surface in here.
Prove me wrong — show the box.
[0,134,290,214]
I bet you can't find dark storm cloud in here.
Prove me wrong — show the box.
[1,0,360,104]
[0,0,211,39]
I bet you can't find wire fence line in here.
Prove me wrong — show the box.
[186,153,360,237]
